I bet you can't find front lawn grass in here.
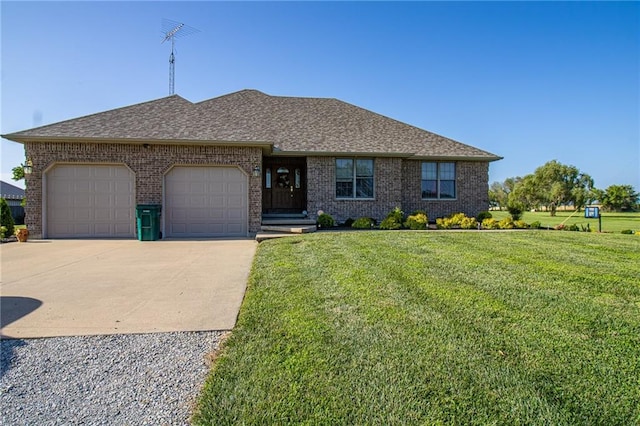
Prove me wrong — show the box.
[193,231,640,425]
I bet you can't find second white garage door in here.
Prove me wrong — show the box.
[165,166,248,238]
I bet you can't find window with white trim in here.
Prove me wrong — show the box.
[422,162,456,199]
[336,158,374,199]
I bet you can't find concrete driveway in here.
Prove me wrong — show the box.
[0,239,257,339]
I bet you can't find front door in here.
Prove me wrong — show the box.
[262,157,306,214]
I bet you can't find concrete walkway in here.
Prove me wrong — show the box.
[0,239,257,339]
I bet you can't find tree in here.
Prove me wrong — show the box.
[600,185,639,212]
[489,177,521,211]
[508,174,538,211]
[571,173,596,211]
[489,182,507,210]
[510,160,594,216]
[12,165,25,182]
[1,198,16,237]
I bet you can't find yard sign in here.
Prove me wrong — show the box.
[584,206,601,232]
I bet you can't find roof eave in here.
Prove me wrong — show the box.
[274,150,502,161]
[410,154,503,162]
[272,150,412,158]
[2,134,274,149]
[2,135,503,162]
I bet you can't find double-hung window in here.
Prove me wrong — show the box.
[422,162,456,199]
[336,158,374,199]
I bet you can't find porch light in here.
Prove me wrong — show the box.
[252,165,261,177]
[23,158,33,175]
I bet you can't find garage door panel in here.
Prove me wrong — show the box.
[170,194,188,205]
[165,166,248,238]
[189,196,207,208]
[96,194,112,207]
[74,208,93,221]
[227,223,244,234]
[94,223,112,235]
[75,181,92,193]
[47,164,134,238]
[114,223,133,234]
[172,223,187,234]
[93,167,108,178]
[228,206,244,216]
[94,211,109,221]
[227,194,245,208]
[172,208,189,221]
[210,195,225,206]
[114,208,133,220]
[94,181,112,193]
[209,182,224,193]
[72,223,91,235]
[209,208,224,220]
[115,194,133,207]
[227,181,244,192]
[190,182,206,193]
[66,167,87,179]
[190,209,210,220]
[73,193,92,205]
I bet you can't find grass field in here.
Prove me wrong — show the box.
[193,231,639,425]
[490,210,640,233]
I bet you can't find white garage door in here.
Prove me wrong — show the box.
[46,164,135,238]
[165,166,248,238]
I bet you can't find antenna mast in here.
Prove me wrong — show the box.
[162,19,200,95]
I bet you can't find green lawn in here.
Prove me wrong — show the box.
[490,210,640,233]
[193,231,640,425]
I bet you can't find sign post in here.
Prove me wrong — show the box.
[584,206,601,232]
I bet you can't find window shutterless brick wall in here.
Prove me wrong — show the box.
[307,156,403,223]
[306,157,489,224]
[402,160,490,220]
[23,142,262,238]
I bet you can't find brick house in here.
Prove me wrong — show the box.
[2,89,501,239]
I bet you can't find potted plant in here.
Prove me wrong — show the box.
[15,228,29,242]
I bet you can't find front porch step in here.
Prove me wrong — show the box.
[261,218,316,226]
[258,216,317,241]
[260,225,317,234]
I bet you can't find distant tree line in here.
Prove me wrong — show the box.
[489,160,639,215]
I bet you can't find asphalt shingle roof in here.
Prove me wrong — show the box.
[3,90,501,160]
[1,180,25,200]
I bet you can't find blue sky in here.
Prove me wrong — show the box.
[2,1,638,190]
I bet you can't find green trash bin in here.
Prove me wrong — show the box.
[136,204,161,241]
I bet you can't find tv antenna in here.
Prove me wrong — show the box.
[162,19,200,95]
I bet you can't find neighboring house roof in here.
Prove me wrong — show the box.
[1,180,25,200]
[2,89,501,161]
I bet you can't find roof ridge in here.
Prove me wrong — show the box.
[193,89,269,105]
[268,92,338,102]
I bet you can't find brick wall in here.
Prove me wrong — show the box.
[23,143,491,238]
[24,142,262,238]
[306,157,489,224]
[401,160,490,220]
